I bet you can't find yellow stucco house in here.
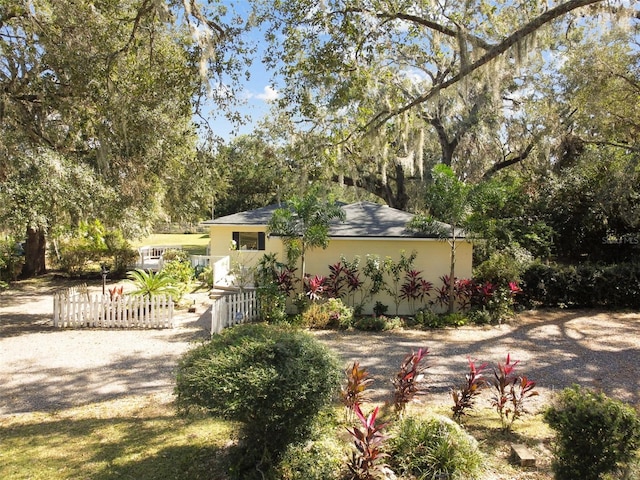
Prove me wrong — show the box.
[201,201,473,315]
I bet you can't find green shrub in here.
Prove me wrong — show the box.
[474,246,532,286]
[271,416,347,480]
[108,247,138,275]
[441,312,468,327]
[103,229,137,274]
[467,308,492,325]
[56,236,99,275]
[521,261,640,309]
[301,298,354,329]
[415,308,443,328]
[353,315,388,331]
[416,310,468,329]
[160,249,194,283]
[0,236,24,281]
[257,283,289,323]
[196,265,214,288]
[543,385,640,480]
[54,220,110,276]
[389,414,484,480]
[174,324,342,478]
[373,301,388,317]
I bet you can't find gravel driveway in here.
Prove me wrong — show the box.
[2,279,640,416]
[0,280,210,415]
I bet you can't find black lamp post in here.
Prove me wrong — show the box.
[101,264,109,295]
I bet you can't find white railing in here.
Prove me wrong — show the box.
[136,245,183,271]
[210,289,259,334]
[53,287,174,328]
[190,255,211,268]
[211,255,231,286]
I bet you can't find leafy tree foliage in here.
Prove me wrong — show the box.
[0,0,253,276]
[538,147,640,262]
[423,165,471,313]
[466,175,554,262]
[253,0,632,208]
[268,188,346,281]
[209,132,302,218]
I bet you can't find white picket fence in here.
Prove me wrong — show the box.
[53,286,174,328]
[210,289,259,334]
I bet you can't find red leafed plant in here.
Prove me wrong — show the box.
[304,274,326,301]
[508,281,523,295]
[399,269,433,313]
[108,286,124,300]
[326,261,347,298]
[392,347,429,416]
[451,357,489,421]
[342,362,374,422]
[491,353,538,430]
[275,265,298,295]
[346,403,390,480]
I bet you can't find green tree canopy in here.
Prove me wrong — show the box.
[248,0,637,211]
[268,188,346,281]
[0,0,253,275]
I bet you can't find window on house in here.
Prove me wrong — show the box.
[232,231,266,251]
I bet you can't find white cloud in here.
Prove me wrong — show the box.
[253,85,279,102]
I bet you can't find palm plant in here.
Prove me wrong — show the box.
[127,268,180,298]
[268,187,346,283]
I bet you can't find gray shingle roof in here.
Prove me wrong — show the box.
[201,201,465,238]
[202,204,281,226]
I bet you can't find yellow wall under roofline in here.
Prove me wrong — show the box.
[208,225,473,315]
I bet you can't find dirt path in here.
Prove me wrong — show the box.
[2,276,640,416]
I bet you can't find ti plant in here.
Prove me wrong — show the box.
[342,362,374,423]
[108,285,124,300]
[392,347,429,416]
[346,404,390,480]
[451,357,488,421]
[304,274,326,301]
[491,353,538,431]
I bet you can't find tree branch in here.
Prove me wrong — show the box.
[483,143,535,179]
[366,0,606,132]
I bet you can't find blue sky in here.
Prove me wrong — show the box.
[198,1,280,142]
[206,68,278,140]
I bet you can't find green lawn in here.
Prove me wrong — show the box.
[0,396,556,480]
[132,233,210,256]
[0,397,234,480]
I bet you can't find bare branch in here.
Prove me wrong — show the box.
[483,143,535,179]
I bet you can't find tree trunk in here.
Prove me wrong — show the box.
[21,226,47,278]
[332,163,410,210]
[448,225,457,314]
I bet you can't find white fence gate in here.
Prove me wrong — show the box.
[210,289,259,334]
[53,286,174,328]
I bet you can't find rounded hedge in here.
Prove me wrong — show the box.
[174,323,342,475]
[389,414,484,480]
[544,385,640,480]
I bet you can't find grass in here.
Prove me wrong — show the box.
[0,396,235,480]
[1,395,556,480]
[131,233,210,256]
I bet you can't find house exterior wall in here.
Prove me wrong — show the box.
[208,225,283,286]
[208,225,473,315]
[304,238,473,315]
